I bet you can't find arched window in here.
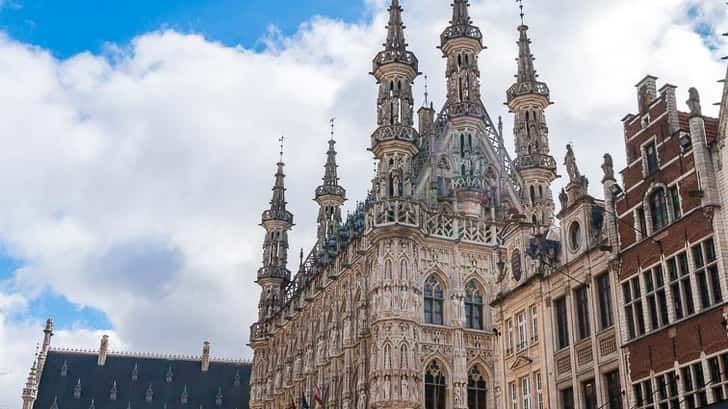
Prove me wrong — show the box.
[649,188,669,232]
[468,366,488,409]
[465,281,483,330]
[530,186,536,204]
[425,361,447,409]
[424,276,445,325]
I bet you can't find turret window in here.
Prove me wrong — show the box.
[424,276,444,325]
[464,281,483,330]
[425,361,447,409]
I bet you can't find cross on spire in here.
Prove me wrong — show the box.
[424,74,429,106]
[278,135,286,162]
[516,0,525,25]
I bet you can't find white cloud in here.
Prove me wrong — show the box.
[0,0,726,406]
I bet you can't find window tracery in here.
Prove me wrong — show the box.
[425,361,447,409]
[465,280,484,330]
[424,276,445,325]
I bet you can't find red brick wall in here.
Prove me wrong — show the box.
[629,309,728,381]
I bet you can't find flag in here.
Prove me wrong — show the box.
[301,391,310,409]
[313,385,324,407]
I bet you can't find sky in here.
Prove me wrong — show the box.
[0,0,726,407]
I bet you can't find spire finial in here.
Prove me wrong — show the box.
[424,74,429,106]
[516,0,525,25]
[278,135,285,162]
[329,117,336,141]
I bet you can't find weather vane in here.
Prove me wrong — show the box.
[516,0,525,24]
[278,135,286,162]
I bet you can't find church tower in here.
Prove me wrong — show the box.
[256,156,293,321]
[371,0,420,201]
[314,128,346,246]
[507,23,557,226]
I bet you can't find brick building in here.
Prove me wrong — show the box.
[611,74,728,409]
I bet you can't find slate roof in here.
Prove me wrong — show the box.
[34,349,251,409]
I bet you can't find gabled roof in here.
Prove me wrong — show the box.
[35,350,251,409]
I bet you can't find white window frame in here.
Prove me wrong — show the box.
[507,319,515,355]
[534,371,543,409]
[517,311,527,350]
[521,377,531,409]
[530,305,538,344]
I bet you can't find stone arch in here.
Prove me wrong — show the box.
[399,257,410,282]
[643,182,672,234]
[384,258,394,281]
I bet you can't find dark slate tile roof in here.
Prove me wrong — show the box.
[34,350,251,409]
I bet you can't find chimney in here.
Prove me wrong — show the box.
[636,75,658,114]
[418,103,435,136]
[98,335,109,366]
[659,84,679,134]
[201,341,211,372]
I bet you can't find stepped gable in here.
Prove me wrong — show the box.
[34,349,251,409]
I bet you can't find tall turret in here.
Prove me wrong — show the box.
[371,0,420,201]
[256,154,294,321]
[440,0,484,114]
[315,126,346,245]
[507,23,557,226]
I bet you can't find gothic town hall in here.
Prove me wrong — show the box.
[21,1,728,409]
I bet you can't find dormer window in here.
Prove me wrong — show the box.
[644,142,658,175]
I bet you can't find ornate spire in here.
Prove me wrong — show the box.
[508,19,557,226]
[384,0,406,52]
[315,120,346,244]
[373,0,418,72]
[452,0,472,25]
[507,24,549,104]
[262,145,294,226]
[441,0,483,49]
[317,119,345,197]
[256,144,294,321]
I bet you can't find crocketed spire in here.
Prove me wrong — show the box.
[507,25,549,104]
[452,0,472,25]
[315,127,346,245]
[262,161,294,225]
[373,0,418,72]
[384,0,406,52]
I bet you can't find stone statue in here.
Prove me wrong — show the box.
[559,188,568,209]
[564,144,581,183]
[687,87,702,117]
[602,153,614,181]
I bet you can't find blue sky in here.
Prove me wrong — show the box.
[0,0,365,331]
[0,0,366,57]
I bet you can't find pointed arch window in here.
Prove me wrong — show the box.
[649,187,669,232]
[424,276,444,325]
[465,281,483,330]
[468,366,488,409]
[425,361,447,409]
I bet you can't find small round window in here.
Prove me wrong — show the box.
[569,222,582,251]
